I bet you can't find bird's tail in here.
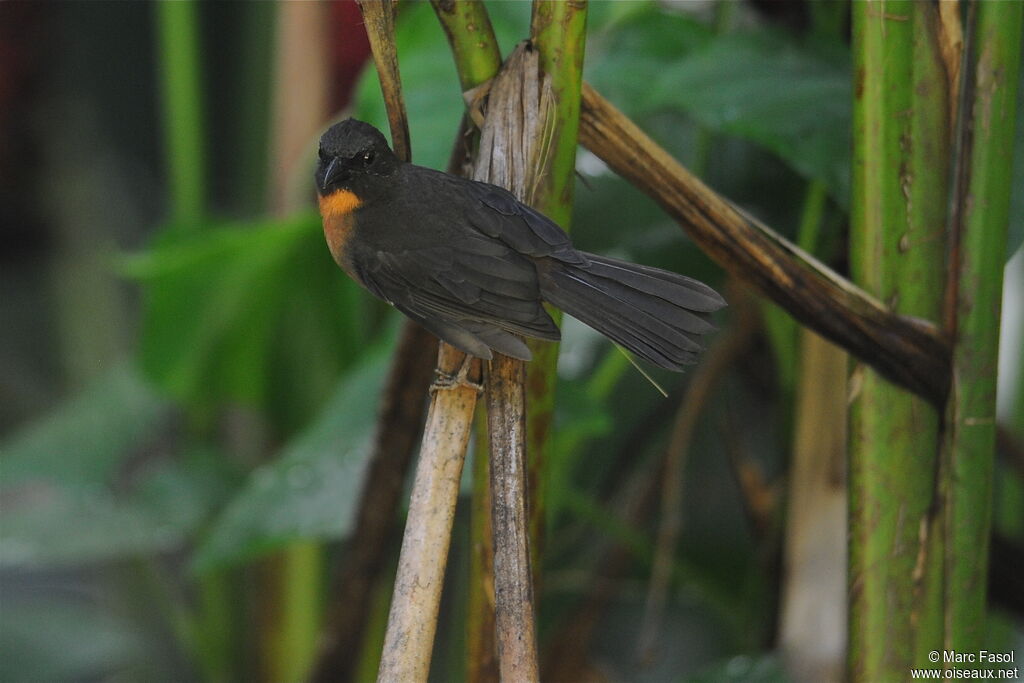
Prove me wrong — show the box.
[539,253,726,371]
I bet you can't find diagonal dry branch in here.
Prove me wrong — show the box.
[578,83,951,406]
[356,0,411,161]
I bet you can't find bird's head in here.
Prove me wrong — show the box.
[315,119,399,196]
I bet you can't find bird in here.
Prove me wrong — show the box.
[315,118,725,371]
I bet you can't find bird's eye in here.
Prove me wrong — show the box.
[318,147,329,161]
[361,150,375,165]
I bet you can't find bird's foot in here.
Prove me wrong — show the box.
[430,355,483,395]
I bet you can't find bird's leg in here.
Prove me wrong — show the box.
[430,354,484,395]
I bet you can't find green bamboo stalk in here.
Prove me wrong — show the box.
[848,1,952,679]
[271,542,322,682]
[431,0,503,93]
[529,1,587,230]
[942,0,1023,654]
[156,1,205,225]
[195,571,235,681]
[526,0,588,583]
[155,7,242,679]
[259,5,330,680]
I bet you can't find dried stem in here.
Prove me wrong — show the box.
[468,43,552,683]
[578,84,951,406]
[779,331,848,683]
[355,0,411,161]
[377,345,481,682]
[353,3,484,680]
[309,323,436,683]
[485,353,539,682]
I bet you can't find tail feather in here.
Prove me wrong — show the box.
[543,274,696,368]
[562,266,714,338]
[540,253,725,371]
[583,254,725,312]
[553,270,705,354]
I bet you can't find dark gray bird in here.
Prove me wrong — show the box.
[316,118,725,369]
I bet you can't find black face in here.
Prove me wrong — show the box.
[315,119,399,195]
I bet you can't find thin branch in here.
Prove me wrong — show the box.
[309,323,436,683]
[356,0,411,161]
[469,42,552,683]
[543,450,666,680]
[578,83,951,406]
[377,345,482,682]
[485,353,539,682]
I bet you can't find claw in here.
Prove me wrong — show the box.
[430,355,483,395]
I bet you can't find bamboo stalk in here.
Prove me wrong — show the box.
[431,0,502,94]
[312,0,447,677]
[942,0,1023,656]
[156,1,205,226]
[779,332,848,683]
[354,3,485,680]
[524,1,588,579]
[847,2,953,678]
[154,7,238,679]
[260,5,332,680]
[309,323,437,683]
[467,41,557,682]
[467,415,498,683]
[485,353,539,682]
[377,345,482,682]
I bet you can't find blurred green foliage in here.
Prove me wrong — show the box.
[1,1,1021,681]
[192,334,392,572]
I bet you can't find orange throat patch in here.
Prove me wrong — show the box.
[318,189,362,219]
[319,190,362,270]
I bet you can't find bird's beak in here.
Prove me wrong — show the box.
[319,156,346,192]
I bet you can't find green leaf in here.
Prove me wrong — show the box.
[0,598,148,681]
[586,4,712,108]
[0,364,168,488]
[0,366,233,568]
[192,331,397,573]
[589,14,851,208]
[1,452,228,569]
[655,33,851,208]
[125,212,338,408]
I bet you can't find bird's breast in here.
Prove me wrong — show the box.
[318,190,362,277]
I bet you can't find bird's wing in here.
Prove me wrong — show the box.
[460,182,589,266]
[359,235,561,342]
